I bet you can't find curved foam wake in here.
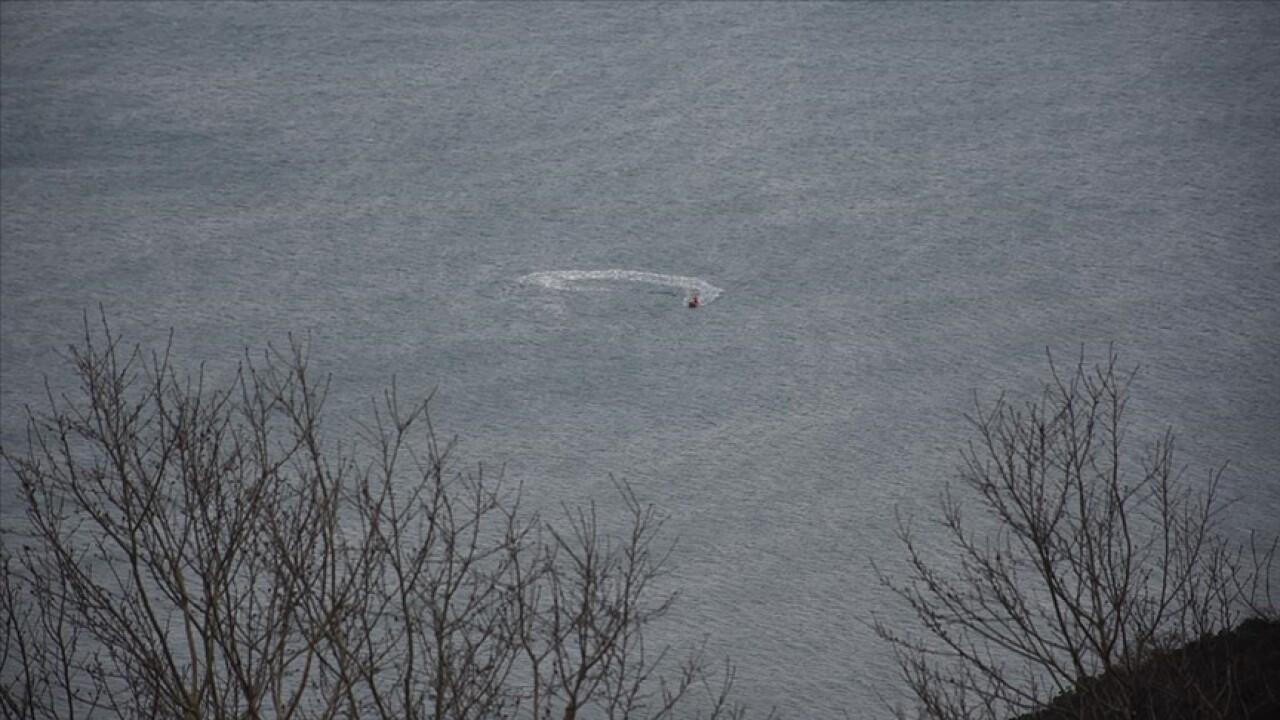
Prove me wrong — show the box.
[520,270,723,304]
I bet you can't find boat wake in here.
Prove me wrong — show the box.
[519,270,723,304]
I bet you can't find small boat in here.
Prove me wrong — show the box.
[688,294,701,308]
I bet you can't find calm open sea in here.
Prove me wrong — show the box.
[3,2,1278,715]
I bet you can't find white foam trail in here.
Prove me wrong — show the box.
[520,269,723,304]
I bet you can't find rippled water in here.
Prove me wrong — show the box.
[3,2,1279,716]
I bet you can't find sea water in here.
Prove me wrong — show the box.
[3,2,1279,716]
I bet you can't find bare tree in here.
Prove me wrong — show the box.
[874,348,1277,720]
[508,484,710,720]
[0,313,745,720]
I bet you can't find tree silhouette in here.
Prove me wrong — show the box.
[0,313,747,720]
[875,349,1276,720]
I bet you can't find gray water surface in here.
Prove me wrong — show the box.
[3,2,1279,716]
